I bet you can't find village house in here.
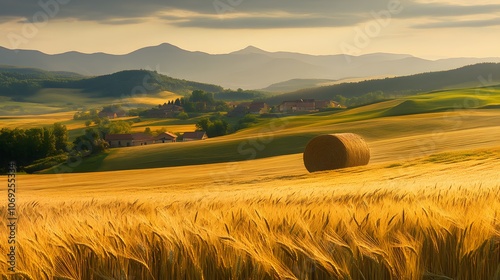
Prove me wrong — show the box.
[227,102,250,117]
[155,132,178,143]
[279,99,315,113]
[98,112,117,119]
[228,102,269,117]
[315,100,331,109]
[248,102,269,114]
[105,133,155,148]
[182,131,208,142]
[98,105,128,119]
[278,99,338,113]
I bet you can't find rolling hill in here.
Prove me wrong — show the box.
[0,67,225,115]
[2,43,500,89]
[266,63,500,104]
[45,86,500,173]
[0,65,82,79]
[64,70,224,97]
[260,78,337,93]
[0,67,223,99]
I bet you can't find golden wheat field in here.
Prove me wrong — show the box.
[1,144,500,279]
[0,112,77,130]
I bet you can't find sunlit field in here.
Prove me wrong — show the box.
[0,112,76,129]
[1,87,500,278]
[1,147,499,279]
[130,124,196,134]
[120,90,182,106]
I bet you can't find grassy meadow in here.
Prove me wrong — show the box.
[1,86,500,278]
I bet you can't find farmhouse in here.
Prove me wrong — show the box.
[98,112,117,119]
[155,132,178,143]
[183,131,208,142]
[248,102,269,114]
[227,102,250,117]
[279,99,315,112]
[105,133,155,147]
[98,106,127,119]
[278,99,339,113]
[228,102,269,117]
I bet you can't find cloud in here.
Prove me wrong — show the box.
[413,18,500,28]
[1,0,500,29]
[170,14,364,29]
[401,3,500,18]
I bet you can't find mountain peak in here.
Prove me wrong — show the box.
[231,45,268,55]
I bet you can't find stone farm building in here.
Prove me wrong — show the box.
[182,131,208,141]
[98,108,128,119]
[249,102,269,114]
[228,102,269,117]
[155,132,178,143]
[105,133,155,148]
[279,99,315,112]
[279,99,340,113]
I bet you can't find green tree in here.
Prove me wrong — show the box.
[97,120,132,139]
[73,128,108,157]
[195,118,211,132]
[177,112,189,120]
[195,117,229,138]
[53,123,68,153]
[154,127,167,136]
[42,127,56,156]
[334,95,347,106]
[211,120,229,137]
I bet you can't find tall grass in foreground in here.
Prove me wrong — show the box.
[1,184,500,279]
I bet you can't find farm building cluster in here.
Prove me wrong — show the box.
[105,131,207,148]
[228,99,340,117]
[278,99,341,113]
[98,99,340,121]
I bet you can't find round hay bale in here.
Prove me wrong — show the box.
[303,133,370,173]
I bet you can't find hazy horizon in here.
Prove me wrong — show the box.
[1,0,500,59]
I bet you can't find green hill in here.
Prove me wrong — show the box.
[260,78,336,93]
[0,67,224,99]
[266,63,500,105]
[381,86,500,117]
[46,86,500,173]
[64,70,224,97]
[0,65,83,98]
[0,67,230,115]
[0,65,83,79]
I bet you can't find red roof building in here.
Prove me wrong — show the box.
[155,132,178,143]
[182,131,208,141]
[105,133,155,147]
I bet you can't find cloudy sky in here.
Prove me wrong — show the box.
[1,0,500,58]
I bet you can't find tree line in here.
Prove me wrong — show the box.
[0,123,68,173]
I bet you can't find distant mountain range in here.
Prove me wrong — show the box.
[2,43,500,89]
